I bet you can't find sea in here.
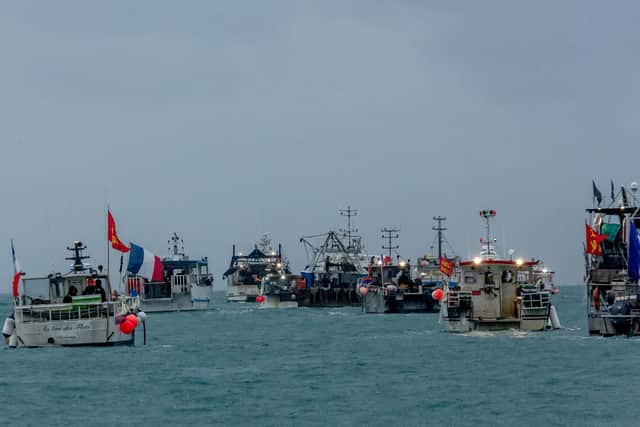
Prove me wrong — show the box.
[1,286,639,427]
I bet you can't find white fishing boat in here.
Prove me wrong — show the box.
[3,241,145,348]
[224,234,283,303]
[258,270,299,309]
[125,233,214,312]
[440,210,560,332]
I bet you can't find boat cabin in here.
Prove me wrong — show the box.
[127,258,211,300]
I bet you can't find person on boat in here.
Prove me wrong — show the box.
[83,278,96,295]
[94,279,107,302]
[63,285,78,303]
[398,271,411,289]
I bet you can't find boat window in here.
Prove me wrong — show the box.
[22,278,51,304]
[200,265,208,274]
[464,274,476,284]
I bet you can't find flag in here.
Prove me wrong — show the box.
[610,179,615,202]
[127,243,164,282]
[439,256,454,277]
[585,224,607,256]
[108,210,129,253]
[11,240,22,298]
[628,220,640,281]
[383,255,392,265]
[592,181,602,206]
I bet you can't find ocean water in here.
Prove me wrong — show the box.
[1,286,639,427]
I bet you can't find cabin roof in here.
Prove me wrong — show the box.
[459,259,539,267]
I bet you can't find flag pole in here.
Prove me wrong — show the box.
[106,204,110,276]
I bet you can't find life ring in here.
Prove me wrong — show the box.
[593,288,600,311]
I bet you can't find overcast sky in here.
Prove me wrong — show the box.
[1,1,638,292]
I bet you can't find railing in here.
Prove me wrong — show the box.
[447,291,472,308]
[16,298,139,323]
[521,291,550,310]
[171,274,190,294]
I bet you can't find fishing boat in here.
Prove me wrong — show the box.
[125,233,213,312]
[257,267,299,309]
[359,254,420,313]
[3,241,145,348]
[296,207,368,307]
[224,234,284,303]
[440,210,560,332]
[585,181,640,336]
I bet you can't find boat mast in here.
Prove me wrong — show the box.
[381,227,399,259]
[66,241,89,272]
[433,216,447,260]
[480,210,496,257]
[340,205,358,250]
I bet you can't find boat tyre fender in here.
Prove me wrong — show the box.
[593,288,600,311]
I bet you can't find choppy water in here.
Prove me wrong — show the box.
[1,286,639,426]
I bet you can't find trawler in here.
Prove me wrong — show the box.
[224,234,284,303]
[361,227,435,313]
[296,206,368,307]
[440,210,560,332]
[3,241,144,347]
[362,219,459,314]
[585,181,640,336]
[258,267,299,309]
[359,254,419,313]
[125,233,214,312]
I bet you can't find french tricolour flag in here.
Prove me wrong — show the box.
[11,240,22,298]
[127,243,164,282]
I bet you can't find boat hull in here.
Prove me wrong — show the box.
[227,284,260,303]
[294,287,361,307]
[12,317,135,348]
[259,294,298,309]
[362,290,439,314]
[141,287,213,313]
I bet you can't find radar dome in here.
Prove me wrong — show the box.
[631,181,638,192]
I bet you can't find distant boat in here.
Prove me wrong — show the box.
[125,233,214,312]
[440,210,560,332]
[296,207,368,307]
[4,241,144,348]
[258,268,299,309]
[224,234,284,303]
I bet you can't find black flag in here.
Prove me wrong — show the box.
[592,181,603,206]
[611,179,615,202]
[622,186,629,207]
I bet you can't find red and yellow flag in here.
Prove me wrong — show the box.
[108,210,130,253]
[585,224,606,256]
[440,256,454,277]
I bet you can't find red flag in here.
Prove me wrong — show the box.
[585,224,607,256]
[11,240,21,298]
[383,255,392,265]
[108,210,130,253]
[440,256,454,277]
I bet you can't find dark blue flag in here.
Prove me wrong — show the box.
[629,220,640,281]
[592,181,602,206]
